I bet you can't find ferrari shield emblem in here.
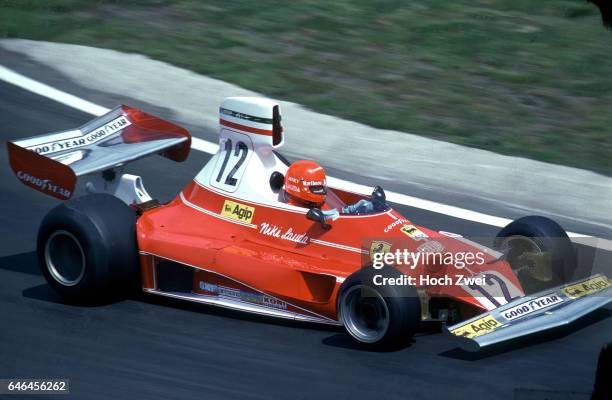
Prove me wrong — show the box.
[400,224,428,241]
[369,240,392,261]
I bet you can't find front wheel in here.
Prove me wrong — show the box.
[37,194,140,303]
[494,215,576,294]
[338,267,420,350]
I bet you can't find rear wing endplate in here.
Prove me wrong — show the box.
[7,105,191,200]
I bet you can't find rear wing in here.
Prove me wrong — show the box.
[7,105,191,200]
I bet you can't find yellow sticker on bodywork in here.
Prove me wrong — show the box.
[451,315,501,339]
[369,241,391,262]
[221,200,255,224]
[399,224,428,241]
[561,275,610,299]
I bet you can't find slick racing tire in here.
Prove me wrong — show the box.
[494,216,576,294]
[37,194,139,303]
[338,266,420,350]
[592,342,612,400]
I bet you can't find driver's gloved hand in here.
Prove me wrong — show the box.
[339,186,388,215]
[371,185,387,211]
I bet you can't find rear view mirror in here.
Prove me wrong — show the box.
[272,105,283,147]
[269,171,284,192]
[306,208,331,230]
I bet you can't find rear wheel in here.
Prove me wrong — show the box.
[37,194,140,303]
[44,230,86,287]
[494,216,576,294]
[338,267,420,350]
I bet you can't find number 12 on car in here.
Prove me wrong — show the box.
[210,132,253,193]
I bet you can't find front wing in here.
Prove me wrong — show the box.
[445,274,611,351]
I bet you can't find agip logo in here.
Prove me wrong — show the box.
[561,275,610,299]
[450,315,501,339]
[221,200,255,224]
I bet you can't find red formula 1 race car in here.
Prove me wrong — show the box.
[8,97,611,350]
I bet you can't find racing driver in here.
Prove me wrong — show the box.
[283,160,387,220]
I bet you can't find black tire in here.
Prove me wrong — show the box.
[338,266,421,350]
[592,342,612,400]
[494,216,576,294]
[37,194,139,303]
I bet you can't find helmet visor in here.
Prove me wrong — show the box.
[309,185,327,195]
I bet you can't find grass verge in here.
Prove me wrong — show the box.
[1,0,611,174]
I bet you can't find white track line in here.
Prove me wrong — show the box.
[0,65,218,154]
[1,65,610,251]
[0,65,109,116]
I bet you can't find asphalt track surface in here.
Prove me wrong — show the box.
[1,80,611,400]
